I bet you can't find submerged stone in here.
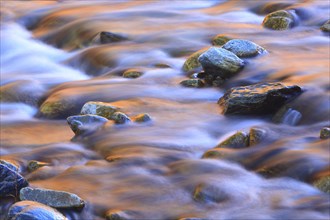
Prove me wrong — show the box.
[313,176,330,193]
[320,127,330,139]
[193,183,228,203]
[222,39,266,57]
[6,201,66,220]
[180,79,205,88]
[218,82,302,115]
[67,114,108,135]
[20,187,85,208]
[249,127,266,146]
[100,31,128,44]
[198,47,244,79]
[182,48,208,72]
[105,210,139,220]
[132,113,152,123]
[320,20,330,32]
[27,160,50,173]
[122,69,143,78]
[110,112,131,124]
[216,131,249,149]
[81,101,120,119]
[262,10,295,30]
[0,163,28,197]
[211,35,232,46]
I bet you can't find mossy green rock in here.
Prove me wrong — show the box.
[321,20,330,32]
[67,114,108,135]
[81,101,120,119]
[218,82,302,115]
[27,160,50,172]
[216,131,249,149]
[182,48,208,72]
[198,47,244,79]
[122,69,143,78]
[320,127,330,139]
[110,112,131,124]
[249,127,266,146]
[262,10,295,30]
[20,187,85,208]
[313,176,330,193]
[7,201,67,220]
[180,79,205,88]
[40,99,76,119]
[211,35,231,46]
[222,39,266,57]
[132,113,152,123]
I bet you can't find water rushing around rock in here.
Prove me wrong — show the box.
[1,1,329,219]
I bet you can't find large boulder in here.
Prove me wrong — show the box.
[6,201,67,220]
[81,101,120,119]
[20,187,85,208]
[198,47,244,79]
[0,163,28,198]
[262,10,295,30]
[218,82,302,115]
[222,39,266,58]
[67,114,108,135]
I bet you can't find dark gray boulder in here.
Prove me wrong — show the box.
[180,79,205,88]
[6,201,66,220]
[198,47,244,79]
[222,39,266,57]
[0,163,28,198]
[20,187,85,208]
[67,114,108,135]
[218,82,302,115]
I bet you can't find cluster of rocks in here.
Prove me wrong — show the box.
[67,101,152,136]
[1,160,85,220]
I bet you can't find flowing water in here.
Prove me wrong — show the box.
[0,1,329,219]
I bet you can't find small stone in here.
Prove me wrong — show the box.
[20,187,85,208]
[211,35,232,46]
[110,112,131,124]
[132,113,152,123]
[100,31,128,44]
[122,69,143,78]
[198,47,244,79]
[262,10,295,30]
[67,114,108,135]
[320,20,330,32]
[313,176,330,193]
[222,39,266,58]
[249,127,266,146]
[6,201,67,220]
[182,48,208,72]
[81,101,120,119]
[193,183,228,203]
[218,82,302,115]
[212,76,225,87]
[180,79,205,88]
[216,131,249,149]
[320,127,330,139]
[154,63,171,68]
[27,160,50,172]
[0,163,28,197]
[105,210,138,220]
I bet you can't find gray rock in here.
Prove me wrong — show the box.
[262,10,295,30]
[222,39,266,57]
[67,114,108,135]
[132,113,152,123]
[320,127,330,139]
[212,35,232,46]
[81,101,120,119]
[218,82,302,115]
[110,112,131,124]
[19,187,85,208]
[180,79,205,88]
[0,159,20,172]
[198,47,244,79]
[100,31,128,44]
[6,201,67,220]
[216,131,249,149]
[320,20,330,32]
[0,163,28,197]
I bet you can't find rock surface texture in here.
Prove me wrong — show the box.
[262,10,295,30]
[67,114,108,135]
[222,39,266,57]
[81,101,119,119]
[0,162,28,197]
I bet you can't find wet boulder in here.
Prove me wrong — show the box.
[262,10,295,30]
[6,201,66,220]
[211,35,232,46]
[216,131,249,149]
[218,82,302,115]
[67,114,108,135]
[180,79,205,88]
[132,113,152,123]
[110,112,131,124]
[249,127,266,146]
[182,48,208,72]
[20,187,85,208]
[320,20,330,32]
[222,39,266,58]
[0,162,28,197]
[81,101,120,119]
[122,69,143,78]
[313,176,330,193]
[320,127,330,139]
[27,160,50,173]
[198,47,244,79]
[100,31,129,44]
